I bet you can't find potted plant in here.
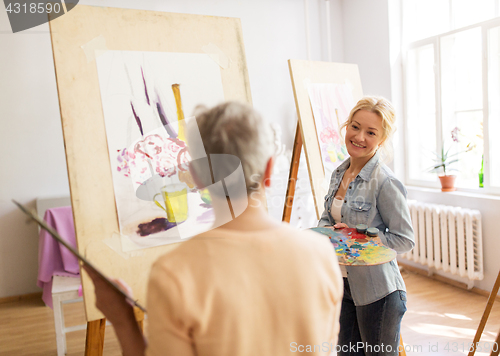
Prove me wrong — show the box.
[428,127,475,192]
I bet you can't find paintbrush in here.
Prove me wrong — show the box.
[12,200,146,313]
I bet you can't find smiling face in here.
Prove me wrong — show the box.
[345,109,386,163]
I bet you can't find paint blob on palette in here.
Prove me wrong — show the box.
[309,227,397,266]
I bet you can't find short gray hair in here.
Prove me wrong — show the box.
[187,101,274,194]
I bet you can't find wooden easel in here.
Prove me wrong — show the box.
[281,123,407,356]
[84,308,144,355]
[48,6,252,355]
[468,270,500,356]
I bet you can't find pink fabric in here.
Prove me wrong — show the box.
[36,206,80,309]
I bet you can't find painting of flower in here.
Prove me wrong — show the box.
[95,50,225,250]
[307,83,355,182]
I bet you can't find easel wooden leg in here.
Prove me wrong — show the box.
[282,122,302,223]
[468,270,500,356]
[84,318,106,356]
[490,328,500,356]
[399,335,406,356]
[83,309,143,355]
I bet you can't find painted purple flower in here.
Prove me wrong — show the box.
[141,67,150,106]
[130,102,144,137]
[154,87,177,138]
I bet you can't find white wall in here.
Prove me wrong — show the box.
[342,0,392,99]
[0,12,70,297]
[0,0,342,298]
[329,0,345,62]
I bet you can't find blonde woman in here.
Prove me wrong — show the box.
[318,96,414,356]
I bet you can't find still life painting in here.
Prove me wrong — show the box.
[95,50,225,251]
[307,83,355,182]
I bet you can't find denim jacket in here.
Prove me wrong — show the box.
[318,152,415,306]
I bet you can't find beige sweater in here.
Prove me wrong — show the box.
[146,223,343,356]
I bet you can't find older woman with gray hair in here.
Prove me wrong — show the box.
[85,101,343,356]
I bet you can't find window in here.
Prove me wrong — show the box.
[402,0,500,193]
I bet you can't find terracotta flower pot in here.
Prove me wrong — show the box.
[439,175,456,192]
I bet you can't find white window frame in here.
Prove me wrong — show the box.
[403,16,500,195]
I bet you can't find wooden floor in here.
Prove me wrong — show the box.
[400,271,500,356]
[0,297,122,355]
[0,271,499,355]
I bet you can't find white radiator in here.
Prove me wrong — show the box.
[401,200,483,284]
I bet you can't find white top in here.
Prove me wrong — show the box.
[331,197,347,278]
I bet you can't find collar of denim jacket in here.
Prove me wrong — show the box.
[357,151,381,181]
[335,157,350,176]
[335,150,381,182]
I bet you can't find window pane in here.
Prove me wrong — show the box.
[403,0,450,43]
[452,112,483,187]
[440,28,483,188]
[488,26,500,187]
[453,0,496,29]
[406,45,437,181]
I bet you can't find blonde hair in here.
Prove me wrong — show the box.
[341,96,396,162]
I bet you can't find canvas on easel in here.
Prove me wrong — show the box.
[286,59,363,220]
[48,5,252,324]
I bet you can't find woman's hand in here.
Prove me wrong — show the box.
[333,223,349,229]
[82,264,146,356]
[82,264,135,325]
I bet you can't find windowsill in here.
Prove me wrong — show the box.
[406,185,500,201]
